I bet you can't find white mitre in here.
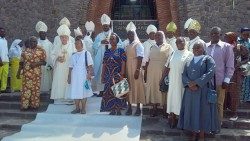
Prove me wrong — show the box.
[101,14,111,25]
[59,17,71,27]
[146,24,157,34]
[126,21,136,32]
[85,21,95,32]
[74,27,83,37]
[184,18,193,29]
[57,24,71,36]
[35,21,48,33]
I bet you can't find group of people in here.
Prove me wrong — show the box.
[0,13,250,140]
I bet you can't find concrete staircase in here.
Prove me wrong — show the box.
[0,92,52,140]
[140,103,250,141]
[0,92,249,141]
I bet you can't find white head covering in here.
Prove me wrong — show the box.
[59,17,71,27]
[101,14,111,25]
[158,31,167,44]
[35,21,48,33]
[184,18,193,29]
[74,27,83,37]
[146,24,157,35]
[57,24,71,36]
[126,21,136,32]
[10,39,22,49]
[85,21,95,32]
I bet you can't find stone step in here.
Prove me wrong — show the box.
[140,129,250,141]
[0,101,50,110]
[0,129,19,141]
[141,117,250,141]
[142,115,250,130]
[0,109,46,119]
[224,109,250,118]
[239,102,250,109]
[142,108,250,119]
[0,93,53,103]
[222,118,250,130]
[0,116,33,130]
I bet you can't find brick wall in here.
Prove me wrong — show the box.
[0,0,249,44]
[0,0,90,43]
[178,0,250,42]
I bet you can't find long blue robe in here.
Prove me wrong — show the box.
[178,55,220,133]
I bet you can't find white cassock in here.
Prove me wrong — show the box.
[187,36,205,52]
[50,42,76,99]
[166,37,177,51]
[167,49,193,115]
[37,38,53,92]
[142,39,156,66]
[83,35,94,58]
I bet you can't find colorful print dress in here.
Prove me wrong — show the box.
[20,46,46,109]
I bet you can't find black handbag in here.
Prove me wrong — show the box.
[159,76,169,92]
[159,52,173,93]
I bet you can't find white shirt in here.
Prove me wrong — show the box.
[0,37,9,62]
[124,39,144,57]
[193,55,203,63]
[188,36,205,52]
[142,39,156,66]
[166,37,177,51]
[9,45,22,59]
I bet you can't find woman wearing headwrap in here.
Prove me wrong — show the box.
[161,37,193,128]
[178,42,220,140]
[17,37,46,110]
[9,39,23,92]
[100,33,127,115]
[224,32,249,121]
[144,31,173,117]
[238,28,250,102]
[124,22,145,116]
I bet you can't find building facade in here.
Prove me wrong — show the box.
[0,0,249,42]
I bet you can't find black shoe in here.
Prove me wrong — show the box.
[71,109,80,114]
[125,108,132,115]
[116,110,121,116]
[109,110,116,115]
[134,109,141,116]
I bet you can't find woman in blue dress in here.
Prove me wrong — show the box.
[100,33,127,115]
[178,42,220,140]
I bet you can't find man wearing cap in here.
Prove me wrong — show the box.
[187,20,205,52]
[142,24,157,82]
[83,21,95,58]
[166,22,177,51]
[53,17,75,48]
[36,21,53,93]
[0,27,9,92]
[50,24,76,103]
